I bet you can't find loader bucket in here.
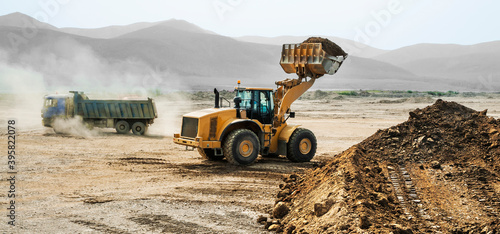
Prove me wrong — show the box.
[280,43,347,78]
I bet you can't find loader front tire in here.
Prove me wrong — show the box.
[198,148,224,161]
[224,129,260,165]
[286,128,317,162]
[116,120,130,134]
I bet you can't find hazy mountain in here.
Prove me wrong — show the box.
[0,12,57,30]
[236,35,388,58]
[60,19,216,39]
[375,41,500,66]
[0,12,498,92]
[98,23,284,83]
[61,22,160,39]
[374,41,500,89]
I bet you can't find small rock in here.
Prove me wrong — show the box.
[430,161,441,169]
[285,225,296,234]
[314,202,331,217]
[364,166,371,172]
[377,197,389,207]
[265,221,273,229]
[388,128,401,136]
[416,136,426,145]
[409,111,419,119]
[268,224,280,231]
[359,215,370,229]
[278,189,291,198]
[257,215,267,224]
[273,202,290,219]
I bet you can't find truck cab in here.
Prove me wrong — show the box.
[41,93,77,127]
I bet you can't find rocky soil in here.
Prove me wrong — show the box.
[266,100,500,233]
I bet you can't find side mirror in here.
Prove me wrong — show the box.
[289,112,295,118]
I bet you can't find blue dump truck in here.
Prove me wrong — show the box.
[42,91,158,135]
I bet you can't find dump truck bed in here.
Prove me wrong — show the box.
[75,99,157,119]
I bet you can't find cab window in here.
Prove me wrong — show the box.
[44,99,58,107]
[236,90,252,109]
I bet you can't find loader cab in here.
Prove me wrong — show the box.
[235,88,274,124]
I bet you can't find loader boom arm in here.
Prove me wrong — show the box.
[273,78,314,127]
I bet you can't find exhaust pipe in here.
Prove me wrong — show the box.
[214,88,220,108]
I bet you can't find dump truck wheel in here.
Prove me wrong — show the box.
[115,120,130,134]
[224,129,260,165]
[197,148,224,161]
[286,128,317,162]
[131,122,147,135]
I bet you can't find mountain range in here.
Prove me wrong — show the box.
[0,12,498,92]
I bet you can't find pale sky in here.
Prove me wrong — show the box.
[1,0,498,50]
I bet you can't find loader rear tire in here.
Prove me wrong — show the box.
[224,129,260,165]
[132,122,147,135]
[116,120,130,134]
[286,128,317,162]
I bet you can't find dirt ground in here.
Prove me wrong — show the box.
[1,94,499,233]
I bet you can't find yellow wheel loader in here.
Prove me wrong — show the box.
[173,39,347,165]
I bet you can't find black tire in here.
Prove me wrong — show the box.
[131,122,147,135]
[286,128,317,162]
[115,120,130,134]
[224,129,260,165]
[197,148,224,161]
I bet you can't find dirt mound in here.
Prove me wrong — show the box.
[303,37,347,57]
[265,100,500,233]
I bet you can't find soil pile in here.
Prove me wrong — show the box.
[303,37,347,57]
[264,100,500,233]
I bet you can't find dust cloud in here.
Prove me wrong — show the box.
[51,116,100,138]
[0,62,46,132]
[146,93,193,137]
[0,38,193,136]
